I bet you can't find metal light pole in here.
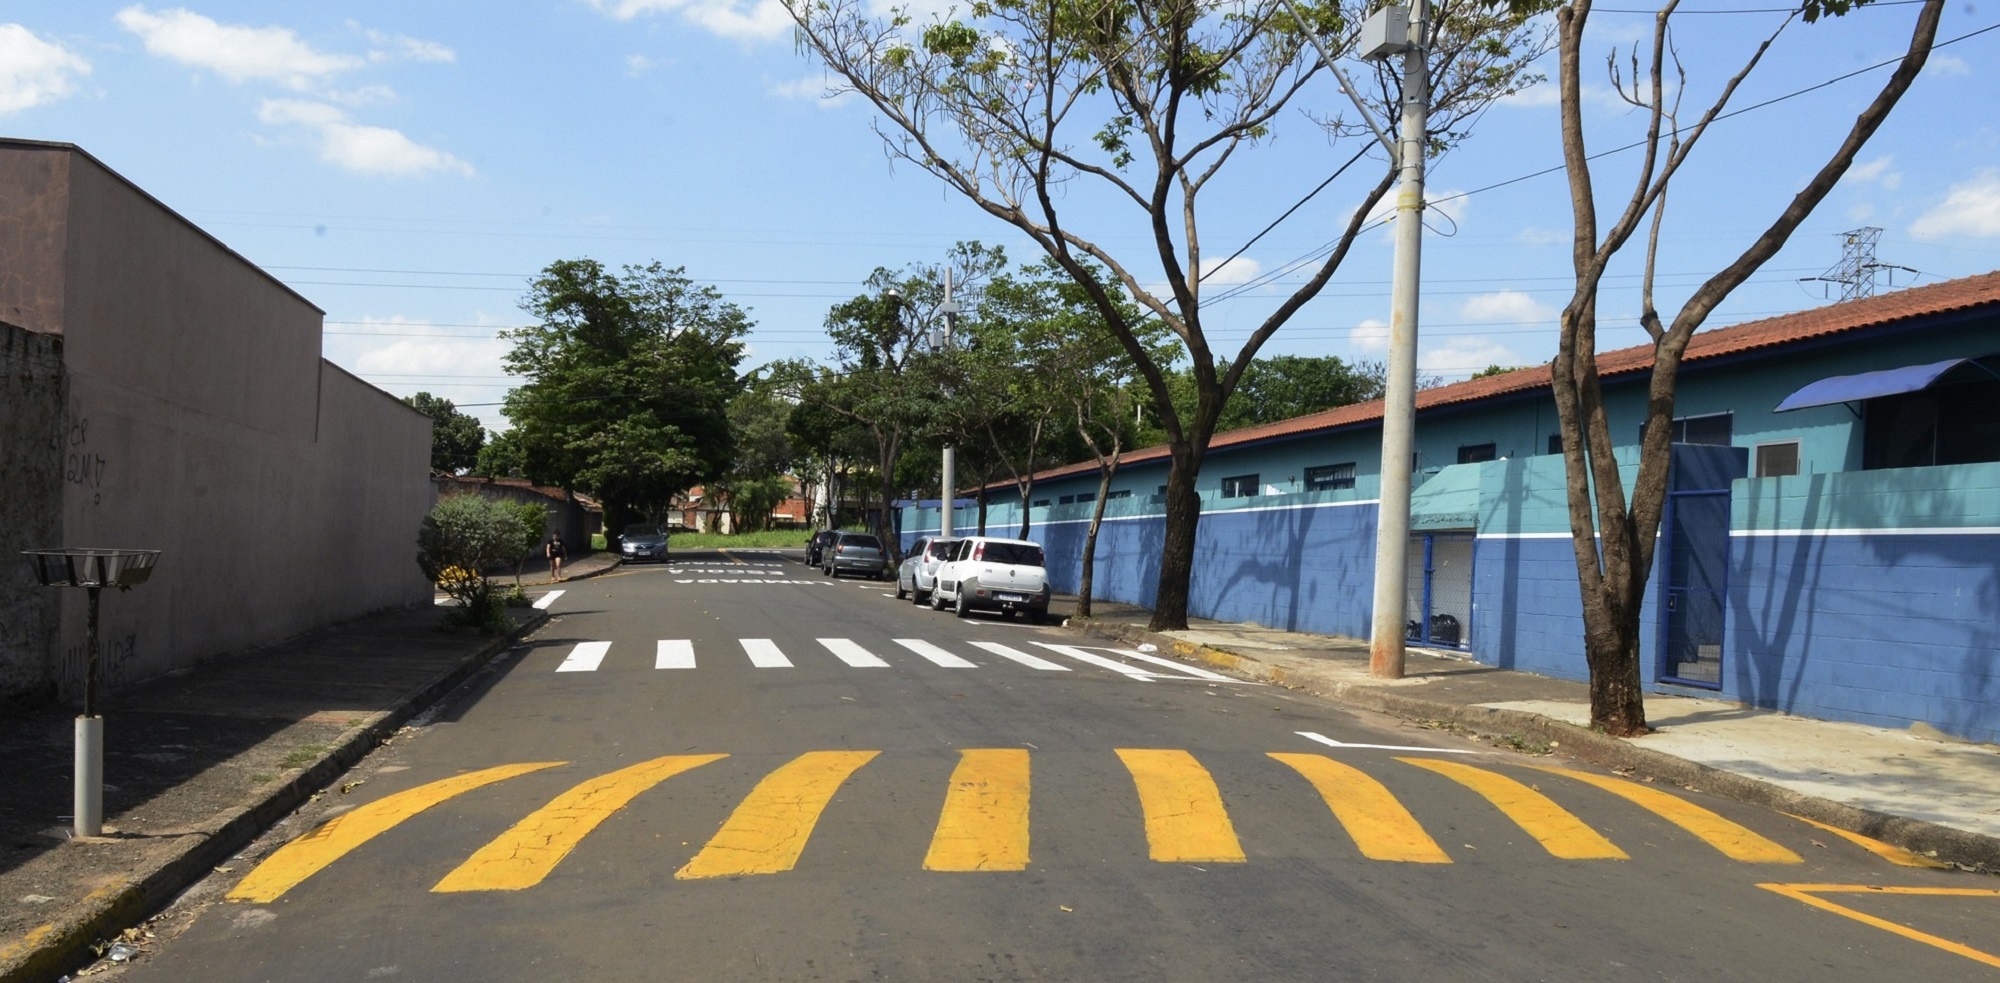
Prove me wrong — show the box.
[1364,1,1430,680]
[888,275,963,539]
[24,547,160,837]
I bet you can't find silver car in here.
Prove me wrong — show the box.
[822,531,888,579]
[895,536,960,605]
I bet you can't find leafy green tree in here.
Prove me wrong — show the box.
[500,259,748,534]
[475,428,527,478]
[788,0,1548,630]
[712,388,799,532]
[1530,0,1940,735]
[404,392,486,473]
[417,493,530,632]
[508,501,549,585]
[1219,355,1381,431]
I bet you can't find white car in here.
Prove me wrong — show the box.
[895,536,960,605]
[930,536,1053,623]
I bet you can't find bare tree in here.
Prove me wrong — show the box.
[787,0,1546,630]
[1542,0,1942,735]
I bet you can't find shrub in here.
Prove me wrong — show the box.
[417,493,531,633]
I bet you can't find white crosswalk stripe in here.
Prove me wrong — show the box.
[544,637,1262,685]
[891,639,978,668]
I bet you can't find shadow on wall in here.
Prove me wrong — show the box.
[1730,464,2000,742]
[1196,501,1376,638]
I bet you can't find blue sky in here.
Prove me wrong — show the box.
[5,1,1997,432]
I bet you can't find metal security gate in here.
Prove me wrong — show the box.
[1659,489,1729,688]
[1405,531,1473,649]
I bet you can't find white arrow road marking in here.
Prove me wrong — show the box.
[1296,731,1476,754]
[741,639,793,668]
[656,639,695,669]
[818,638,891,668]
[966,641,1070,671]
[892,639,978,668]
[555,641,611,673]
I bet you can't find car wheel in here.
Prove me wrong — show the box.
[912,588,927,606]
[895,578,908,599]
[931,588,947,612]
[954,590,971,619]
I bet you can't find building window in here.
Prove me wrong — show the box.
[1031,499,1050,508]
[1076,492,1096,503]
[1755,441,1800,478]
[1058,494,1077,505]
[1157,484,1169,496]
[1304,463,1356,491]
[1107,489,1132,500]
[1221,474,1260,498]
[1457,443,1497,464]
[1547,433,1563,456]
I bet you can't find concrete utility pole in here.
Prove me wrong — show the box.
[1365,1,1430,680]
[939,269,958,538]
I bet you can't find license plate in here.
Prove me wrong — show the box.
[996,592,1026,602]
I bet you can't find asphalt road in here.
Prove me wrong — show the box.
[108,550,1997,982]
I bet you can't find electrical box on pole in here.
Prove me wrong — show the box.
[1359,5,1412,60]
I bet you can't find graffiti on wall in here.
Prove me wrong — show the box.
[58,403,107,506]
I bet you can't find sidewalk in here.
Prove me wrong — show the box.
[0,552,620,983]
[1064,598,2000,872]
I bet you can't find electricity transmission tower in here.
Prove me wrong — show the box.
[1801,227,1916,301]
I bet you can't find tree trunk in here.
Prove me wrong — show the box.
[1076,457,1118,620]
[1148,442,1201,631]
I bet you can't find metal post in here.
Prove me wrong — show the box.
[940,269,957,539]
[76,585,103,836]
[1368,0,1430,679]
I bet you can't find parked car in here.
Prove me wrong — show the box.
[805,529,838,567]
[930,535,1052,622]
[618,523,670,563]
[895,536,960,604]
[823,531,888,579]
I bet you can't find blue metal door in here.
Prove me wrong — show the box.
[1659,489,1729,688]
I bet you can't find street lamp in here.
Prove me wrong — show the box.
[23,547,161,837]
[886,275,963,538]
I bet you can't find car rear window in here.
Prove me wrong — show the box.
[928,539,960,559]
[842,534,882,549]
[978,542,1044,566]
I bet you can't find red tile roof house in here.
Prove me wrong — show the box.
[905,271,2000,743]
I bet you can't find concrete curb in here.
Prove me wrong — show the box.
[1067,617,2000,873]
[0,611,550,983]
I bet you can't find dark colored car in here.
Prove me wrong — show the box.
[618,523,670,563]
[806,529,839,567]
[823,532,888,579]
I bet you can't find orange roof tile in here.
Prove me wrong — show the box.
[1012,270,2000,486]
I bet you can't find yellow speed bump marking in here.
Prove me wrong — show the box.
[1398,757,1626,860]
[227,762,565,903]
[676,750,879,879]
[1758,884,2000,969]
[1787,814,1952,869]
[434,754,728,892]
[1526,765,1801,864]
[1115,749,1245,863]
[925,749,1032,872]
[1270,753,1449,863]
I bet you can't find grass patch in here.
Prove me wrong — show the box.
[668,529,813,550]
[279,743,331,770]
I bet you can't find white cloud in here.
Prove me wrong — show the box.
[1844,155,1901,191]
[1421,336,1525,380]
[1459,290,1556,325]
[1516,226,1564,247]
[1198,256,1262,286]
[1350,317,1389,354]
[1928,53,1969,77]
[769,74,853,106]
[1910,168,2000,239]
[116,6,364,90]
[340,317,516,431]
[0,24,90,116]
[588,0,794,41]
[1496,81,1630,112]
[626,54,656,77]
[363,29,456,63]
[258,99,474,177]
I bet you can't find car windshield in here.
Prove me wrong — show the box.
[981,542,1044,566]
[842,535,881,550]
[625,525,662,538]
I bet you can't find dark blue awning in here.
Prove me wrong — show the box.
[1773,357,1996,412]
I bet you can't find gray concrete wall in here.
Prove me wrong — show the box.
[0,140,434,702]
[0,320,66,702]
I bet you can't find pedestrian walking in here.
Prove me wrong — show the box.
[545,532,567,582]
